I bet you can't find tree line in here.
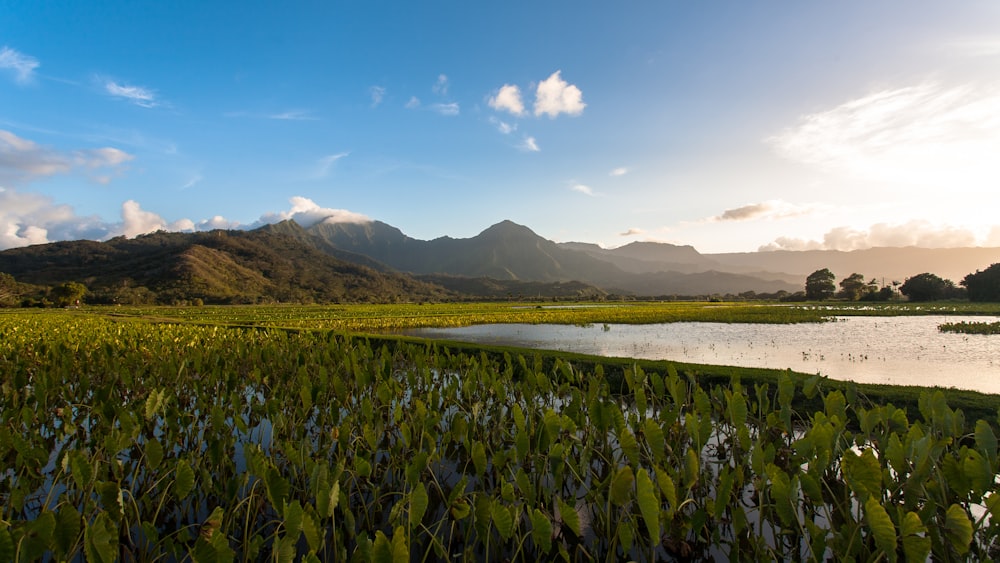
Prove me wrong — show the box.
[804,263,1000,302]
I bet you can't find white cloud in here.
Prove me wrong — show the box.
[620,228,646,237]
[610,167,629,177]
[0,186,115,249]
[405,96,421,109]
[253,196,370,228]
[429,102,460,116]
[105,80,159,108]
[760,220,987,251]
[433,74,449,96]
[534,71,585,118]
[180,174,203,190]
[711,200,816,222]
[0,130,133,185]
[267,110,316,121]
[489,84,525,116]
[767,82,1000,191]
[370,85,385,107]
[0,46,39,84]
[519,136,540,152]
[315,152,349,178]
[489,117,516,134]
[571,184,594,196]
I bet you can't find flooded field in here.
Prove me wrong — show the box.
[407,315,1000,394]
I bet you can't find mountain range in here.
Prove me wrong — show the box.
[1,217,997,304]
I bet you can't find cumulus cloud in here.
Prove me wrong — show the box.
[0,46,39,84]
[104,80,159,108]
[767,82,1000,190]
[620,228,646,237]
[253,196,370,228]
[489,84,525,116]
[759,220,986,251]
[0,130,133,185]
[571,184,594,196]
[519,136,540,152]
[370,85,385,107]
[534,71,585,118]
[711,200,815,222]
[429,102,460,116]
[610,167,629,177]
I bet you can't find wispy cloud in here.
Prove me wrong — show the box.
[710,200,816,222]
[760,220,985,252]
[519,136,540,152]
[489,84,525,116]
[767,81,1000,190]
[315,152,349,178]
[571,183,595,196]
[489,117,516,134]
[944,37,1000,58]
[534,71,585,118]
[620,227,645,237]
[104,79,159,108]
[180,174,203,190]
[429,102,460,116]
[0,130,133,185]
[267,110,317,121]
[433,74,449,96]
[610,167,629,177]
[405,96,421,109]
[0,46,39,84]
[370,85,385,107]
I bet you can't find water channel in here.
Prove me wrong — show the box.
[405,315,1000,394]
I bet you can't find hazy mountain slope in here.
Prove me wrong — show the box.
[709,247,1000,284]
[559,240,720,274]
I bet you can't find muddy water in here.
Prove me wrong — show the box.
[406,316,1000,394]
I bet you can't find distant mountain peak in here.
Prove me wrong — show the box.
[478,220,539,240]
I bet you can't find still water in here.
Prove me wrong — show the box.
[406,316,1000,394]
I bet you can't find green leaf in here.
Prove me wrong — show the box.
[842,449,882,500]
[97,480,123,522]
[69,450,94,489]
[391,526,409,561]
[145,438,164,470]
[491,500,515,539]
[174,459,196,501]
[21,510,56,561]
[55,504,82,557]
[618,428,640,468]
[654,466,677,520]
[283,499,303,537]
[864,497,897,562]
[556,496,582,538]
[472,441,487,477]
[262,467,291,519]
[84,512,118,563]
[301,511,322,553]
[636,468,660,544]
[0,528,12,563]
[530,508,552,553]
[609,465,635,506]
[976,419,998,465]
[767,465,796,528]
[410,482,429,528]
[643,419,665,464]
[900,511,930,563]
[943,504,973,555]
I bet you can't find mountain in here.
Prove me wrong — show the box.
[307,219,801,295]
[0,227,454,304]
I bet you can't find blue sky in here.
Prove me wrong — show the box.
[2,1,999,253]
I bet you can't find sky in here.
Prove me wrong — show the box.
[2,1,1000,254]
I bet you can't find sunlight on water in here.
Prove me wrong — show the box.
[408,316,1000,394]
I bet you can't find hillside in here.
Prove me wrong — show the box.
[0,228,455,304]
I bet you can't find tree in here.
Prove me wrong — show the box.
[899,273,957,302]
[838,273,868,301]
[962,263,1000,302]
[805,268,836,300]
[50,281,88,307]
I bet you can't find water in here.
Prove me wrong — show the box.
[405,316,1000,394]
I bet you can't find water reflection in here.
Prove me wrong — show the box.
[406,316,1000,394]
